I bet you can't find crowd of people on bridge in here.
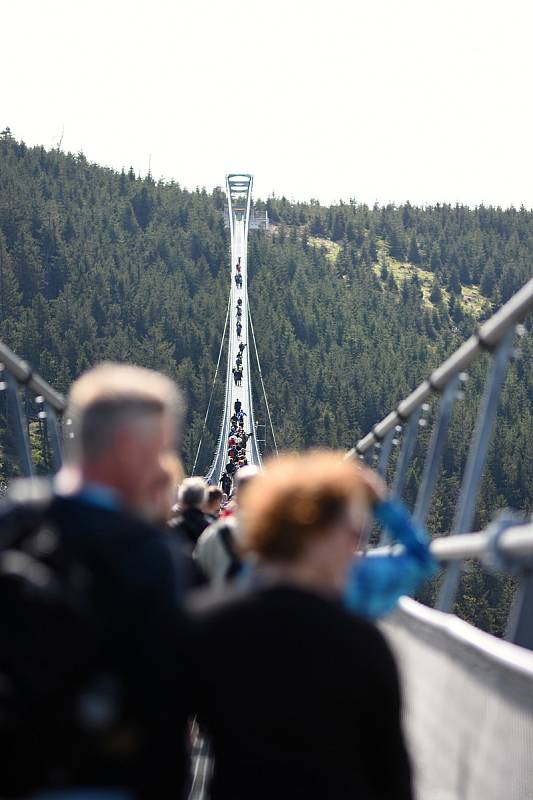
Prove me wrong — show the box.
[220,392,253,496]
[0,361,431,796]
[232,302,245,384]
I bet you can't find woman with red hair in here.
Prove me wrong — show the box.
[191,451,412,800]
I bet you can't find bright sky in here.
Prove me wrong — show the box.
[2,0,532,207]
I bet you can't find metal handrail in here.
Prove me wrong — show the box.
[370,520,533,563]
[0,341,66,477]
[350,277,533,456]
[0,342,66,413]
[370,513,533,648]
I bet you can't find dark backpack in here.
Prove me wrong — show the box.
[218,524,242,580]
[0,484,109,793]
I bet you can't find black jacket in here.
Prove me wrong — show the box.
[172,507,210,550]
[190,583,412,800]
[170,507,210,590]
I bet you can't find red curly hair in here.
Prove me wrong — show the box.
[240,450,372,560]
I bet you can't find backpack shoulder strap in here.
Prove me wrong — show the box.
[218,524,241,579]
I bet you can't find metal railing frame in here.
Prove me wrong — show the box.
[0,342,66,478]
[349,277,533,646]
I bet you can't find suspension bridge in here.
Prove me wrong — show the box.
[1,175,533,799]
[205,174,263,483]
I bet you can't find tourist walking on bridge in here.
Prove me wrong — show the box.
[194,466,259,585]
[239,429,253,448]
[170,477,210,550]
[191,452,412,800]
[225,459,237,477]
[0,363,191,800]
[203,486,223,522]
[220,471,232,496]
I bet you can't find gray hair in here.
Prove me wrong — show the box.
[66,362,184,462]
[178,477,207,509]
[234,465,260,492]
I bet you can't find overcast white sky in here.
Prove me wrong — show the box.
[2,0,532,207]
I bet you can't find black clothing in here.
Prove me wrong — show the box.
[234,401,242,413]
[0,495,189,799]
[169,508,209,591]
[172,507,209,550]
[191,584,412,800]
[217,525,243,579]
[220,474,232,495]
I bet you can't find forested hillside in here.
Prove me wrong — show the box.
[0,131,532,631]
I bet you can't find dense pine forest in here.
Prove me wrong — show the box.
[0,130,532,632]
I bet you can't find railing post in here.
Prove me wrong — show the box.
[44,403,63,472]
[437,329,515,612]
[376,427,395,478]
[505,571,533,650]
[5,371,34,478]
[391,406,422,500]
[413,376,460,527]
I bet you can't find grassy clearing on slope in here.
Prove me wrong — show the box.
[460,284,491,317]
[307,236,342,262]
[267,225,341,264]
[373,240,492,318]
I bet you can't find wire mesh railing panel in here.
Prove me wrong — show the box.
[382,597,533,800]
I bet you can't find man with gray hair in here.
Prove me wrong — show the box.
[0,362,190,799]
[63,361,183,518]
[172,476,209,551]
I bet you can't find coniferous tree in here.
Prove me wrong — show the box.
[408,233,421,264]
[429,277,443,306]
[448,267,461,295]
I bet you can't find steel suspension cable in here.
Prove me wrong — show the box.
[247,304,278,456]
[191,290,232,476]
